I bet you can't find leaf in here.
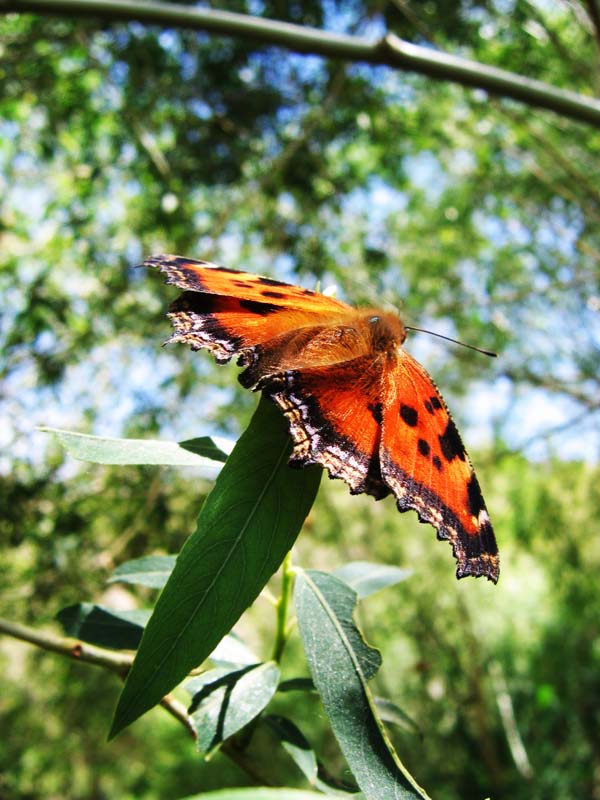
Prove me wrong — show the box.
[294,570,431,800]
[333,562,412,599]
[180,789,327,800]
[209,631,258,667]
[263,714,318,785]
[374,698,420,736]
[264,715,362,797]
[179,436,232,462]
[187,662,280,753]
[278,677,316,693]
[110,397,321,737]
[38,427,230,468]
[108,555,176,589]
[56,604,151,650]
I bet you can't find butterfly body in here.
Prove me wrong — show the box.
[147,254,499,583]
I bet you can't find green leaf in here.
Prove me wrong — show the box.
[294,570,431,800]
[38,427,230,467]
[108,555,176,589]
[110,397,321,737]
[209,631,258,667]
[180,790,327,800]
[374,698,420,736]
[179,436,231,462]
[187,662,280,753]
[56,603,151,650]
[264,715,361,797]
[333,562,412,599]
[263,714,318,785]
[278,677,316,693]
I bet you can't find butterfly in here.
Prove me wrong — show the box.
[146,254,499,583]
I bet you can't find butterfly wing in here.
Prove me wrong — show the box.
[150,257,499,582]
[146,254,351,363]
[265,355,390,499]
[379,349,499,582]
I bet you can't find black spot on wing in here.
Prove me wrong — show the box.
[169,292,221,314]
[258,275,292,288]
[239,299,281,316]
[400,404,418,427]
[479,518,498,556]
[432,455,442,471]
[424,400,434,414]
[261,290,287,299]
[368,402,383,425]
[438,419,466,462]
[464,533,482,558]
[418,438,430,457]
[467,474,486,518]
[213,265,244,274]
[430,396,442,410]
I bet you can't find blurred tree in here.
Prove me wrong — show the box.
[1,1,599,797]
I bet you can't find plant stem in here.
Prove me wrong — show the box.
[271,550,294,663]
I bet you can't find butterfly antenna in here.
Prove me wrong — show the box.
[405,326,497,357]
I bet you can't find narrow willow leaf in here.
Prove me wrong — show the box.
[278,677,316,693]
[180,789,326,800]
[179,436,232,461]
[294,570,431,800]
[38,427,229,468]
[209,631,258,667]
[108,556,176,589]
[57,604,151,650]
[263,714,318,784]
[374,698,420,736]
[263,715,362,797]
[110,397,321,737]
[187,662,280,753]
[333,562,412,599]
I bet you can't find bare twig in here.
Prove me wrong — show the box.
[0,616,133,674]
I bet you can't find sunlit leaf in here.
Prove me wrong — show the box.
[333,561,412,598]
[187,662,280,753]
[39,427,229,468]
[109,556,176,589]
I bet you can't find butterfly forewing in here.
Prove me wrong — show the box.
[147,255,351,363]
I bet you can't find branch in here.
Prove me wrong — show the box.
[0,616,133,674]
[2,0,600,127]
[583,0,600,51]
[0,616,197,735]
[0,616,272,781]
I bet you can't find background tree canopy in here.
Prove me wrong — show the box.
[1,2,599,799]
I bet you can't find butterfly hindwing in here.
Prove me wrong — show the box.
[265,356,389,499]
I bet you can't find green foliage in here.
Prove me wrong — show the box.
[111,397,321,736]
[2,0,600,797]
[295,570,428,799]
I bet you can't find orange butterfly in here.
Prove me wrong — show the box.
[147,254,499,583]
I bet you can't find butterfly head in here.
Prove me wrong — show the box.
[363,310,407,354]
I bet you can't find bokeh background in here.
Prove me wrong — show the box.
[1,2,599,798]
